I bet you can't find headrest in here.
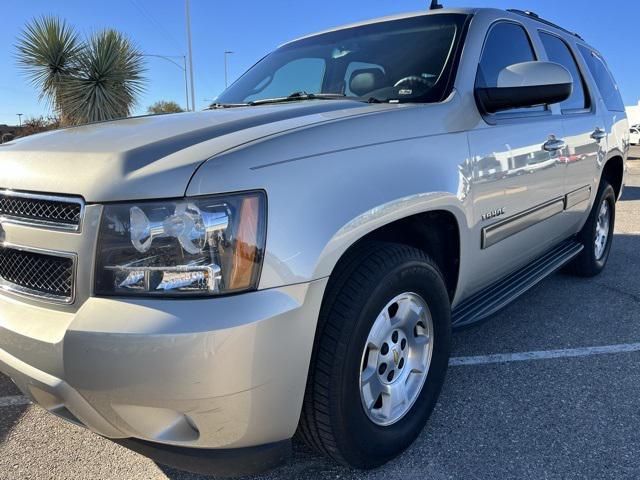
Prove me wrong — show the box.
[349,68,385,97]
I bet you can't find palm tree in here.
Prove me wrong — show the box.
[59,30,146,124]
[16,16,146,125]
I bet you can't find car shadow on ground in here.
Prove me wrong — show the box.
[0,405,28,444]
[0,375,29,445]
[621,185,640,201]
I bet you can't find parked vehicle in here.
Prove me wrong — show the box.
[0,6,628,476]
[630,127,640,145]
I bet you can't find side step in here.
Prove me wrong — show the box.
[452,239,583,329]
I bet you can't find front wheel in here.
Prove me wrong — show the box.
[297,242,451,468]
[568,181,616,277]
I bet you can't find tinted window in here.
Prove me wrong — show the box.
[476,22,536,88]
[218,14,469,105]
[245,58,326,102]
[578,45,625,112]
[540,33,589,111]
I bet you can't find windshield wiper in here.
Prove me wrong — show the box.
[249,91,346,106]
[206,102,250,110]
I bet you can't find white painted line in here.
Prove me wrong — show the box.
[450,342,640,366]
[0,395,30,407]
[0,344,637,408]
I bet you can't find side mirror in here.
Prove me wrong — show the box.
[476,61,573,114]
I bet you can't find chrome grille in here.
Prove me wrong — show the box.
[0,245,75,303]
[0,190,84,231]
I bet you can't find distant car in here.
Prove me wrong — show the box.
[630,127,640,145]
[558,153,587,163]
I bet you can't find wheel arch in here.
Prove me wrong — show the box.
[318,200,465,303]
[601,153,624,200]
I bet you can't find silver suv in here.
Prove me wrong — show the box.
[0,6,628,476]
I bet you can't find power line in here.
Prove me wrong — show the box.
[129,0,185,54]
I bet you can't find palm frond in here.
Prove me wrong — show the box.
[15,16,82,108]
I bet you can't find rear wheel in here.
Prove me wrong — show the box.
[297,242,451,468]
[569,181,616,277]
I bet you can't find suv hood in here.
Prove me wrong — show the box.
[0,101,370,202]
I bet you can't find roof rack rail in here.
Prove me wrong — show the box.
[506,9,584,40]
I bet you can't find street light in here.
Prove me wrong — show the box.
[224,51,234,88]
[16,114,22,127]
[139,54,190,111]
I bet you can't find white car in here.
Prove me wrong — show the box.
[630,127,640,145]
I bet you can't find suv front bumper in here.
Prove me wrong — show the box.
[0,279,326,456]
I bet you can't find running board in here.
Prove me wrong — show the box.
[452,239,583,329]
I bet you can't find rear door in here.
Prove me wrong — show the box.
[575,44,628,174]
[467,21,568,291]
[538,32,604,230]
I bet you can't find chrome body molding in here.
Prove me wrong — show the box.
[0,241,77,305]
[565,185,592,210]
[0,189,85,233]
[482,185,592,249]
[481,198,565,249]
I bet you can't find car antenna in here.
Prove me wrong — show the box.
[429,0,443,9]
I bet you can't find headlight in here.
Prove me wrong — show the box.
[95,191,266,297]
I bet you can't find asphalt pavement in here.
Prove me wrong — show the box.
[1,147,639,480]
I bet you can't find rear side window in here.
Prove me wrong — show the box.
[577,45,625,112]
[476,22,536,88]
[539,32,589,111]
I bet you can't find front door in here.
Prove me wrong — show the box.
[465,21,568,293]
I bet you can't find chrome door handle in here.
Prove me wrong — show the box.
[591,128,606,141]
[543,138,566,152]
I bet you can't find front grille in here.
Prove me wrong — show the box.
[0,190,83,231]
[0,246,74,302]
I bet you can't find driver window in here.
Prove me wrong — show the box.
[245,58,326,102]
[476,22,544,114]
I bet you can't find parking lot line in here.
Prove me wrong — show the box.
[0,395,30,407]
[449,342,640,366]
[1,343,639,409]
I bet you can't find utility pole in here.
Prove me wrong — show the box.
[185,0,196,111]
[16,114,22,127]
[224,51,234,88]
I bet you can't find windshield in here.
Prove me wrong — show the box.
[216,14,469,105]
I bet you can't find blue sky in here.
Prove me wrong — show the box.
[1,0,638,125]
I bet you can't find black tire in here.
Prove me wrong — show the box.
[297,241,451,468]
[568,181,616,277]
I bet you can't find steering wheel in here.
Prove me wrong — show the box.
[394,76,433,89]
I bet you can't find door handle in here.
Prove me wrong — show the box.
[591,128,606,141]
[543,137,566,152]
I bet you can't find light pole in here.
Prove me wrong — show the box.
[185,0,196,111]
[16,114,22,127]
[139,54,190,111]
[224,51,234,88]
